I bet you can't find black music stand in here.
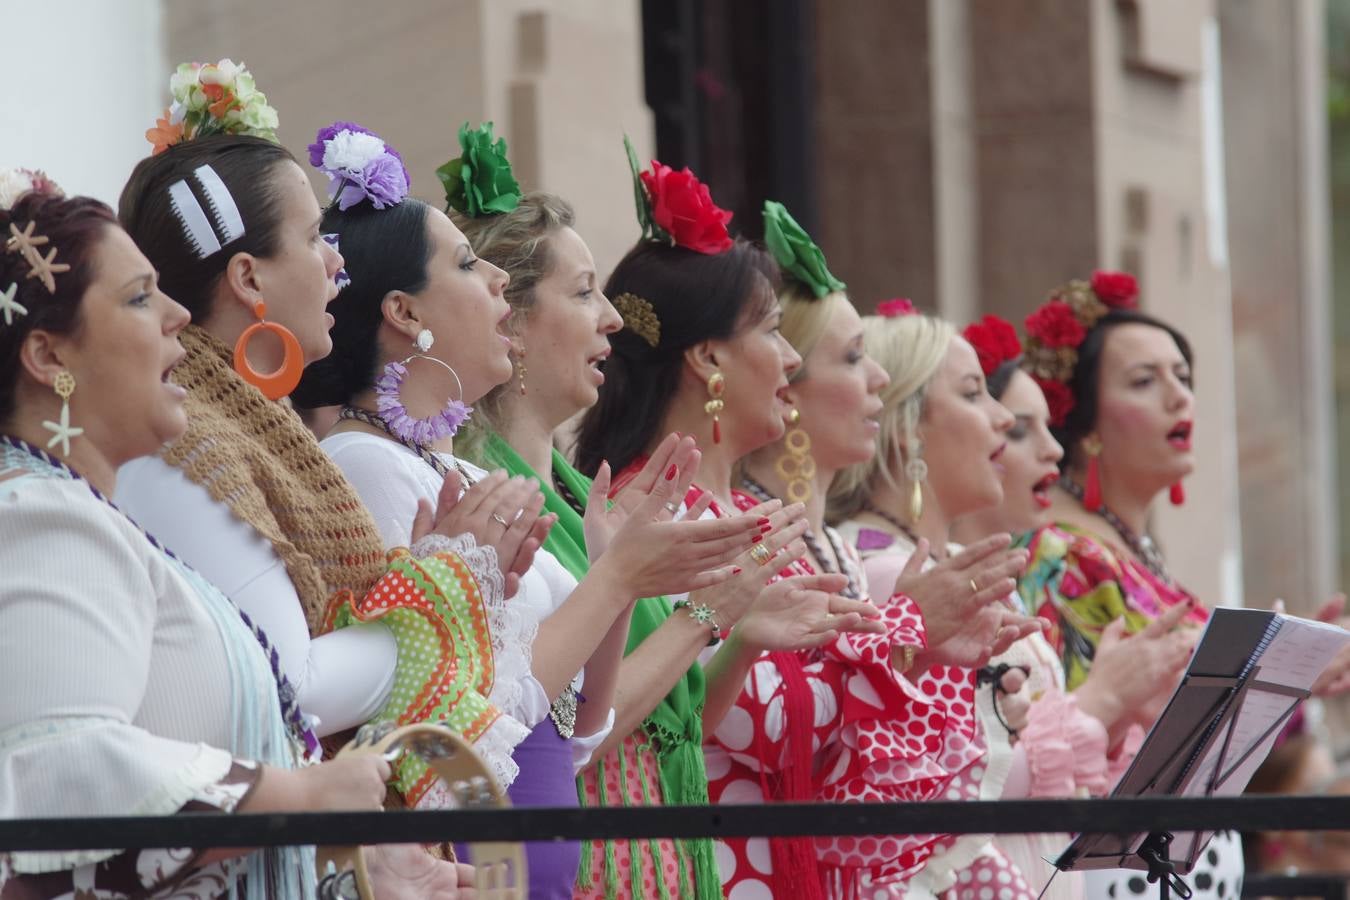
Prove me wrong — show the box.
[1053,608,1343,900]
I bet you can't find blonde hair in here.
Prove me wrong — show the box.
[778,283,848,380]
[451,191,575,457]
[826,312,955,523]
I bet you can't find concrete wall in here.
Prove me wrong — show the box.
[0,0,165,204]
[162,0,651,278]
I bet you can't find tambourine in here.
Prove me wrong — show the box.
[315,721,526,899]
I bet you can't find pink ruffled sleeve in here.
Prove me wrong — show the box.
[1017,687,1113,797]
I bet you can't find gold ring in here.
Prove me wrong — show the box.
[969,578,980,594]
[749,543,774,567]
[491,513,510,528]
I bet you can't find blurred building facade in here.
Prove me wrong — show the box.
[2,2,1340,629]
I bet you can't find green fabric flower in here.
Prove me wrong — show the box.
[762,200,845,298]
[437,121,521,217]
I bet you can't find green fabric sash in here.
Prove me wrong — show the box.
[483,435,718,900]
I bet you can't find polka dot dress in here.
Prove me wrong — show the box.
[703,491,1000,897]
[1090,832,1243,900]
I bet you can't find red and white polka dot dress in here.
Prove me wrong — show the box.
[703,491,993,899]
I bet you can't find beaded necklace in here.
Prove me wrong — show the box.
[339,405,477,484]
[0,435,320,759]
[740,475,860,599]
[1058,477,1173,583]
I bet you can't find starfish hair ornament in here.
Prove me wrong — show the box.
[0,281,26,326]
[6,221,69,294]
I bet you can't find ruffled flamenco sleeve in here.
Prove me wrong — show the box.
[322,533,531,802]
[813,595,990,889]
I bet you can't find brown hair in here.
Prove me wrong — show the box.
[118,134,297,323]
[574,239,780,477]
[451,192,575,449]
[0,193,119,425]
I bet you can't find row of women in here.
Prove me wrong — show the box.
[2,59,1342,900]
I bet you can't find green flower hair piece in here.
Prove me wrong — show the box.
[436,121,521,217]
[762,200,845,298]
[624,134,671,244]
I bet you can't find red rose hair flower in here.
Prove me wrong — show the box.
[1024,301,1085,349]
[1090,269,1138,308]
[1034,376,1076,428]
[639,161,734,255]
[876,298,916,318]
[962,314,1022,378]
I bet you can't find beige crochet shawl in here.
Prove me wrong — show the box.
[162,325,388,631]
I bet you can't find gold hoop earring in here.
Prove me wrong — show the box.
[705,371,725,444]
[776,423,815,504]
[905,456,927,523]
[43,369,83,457]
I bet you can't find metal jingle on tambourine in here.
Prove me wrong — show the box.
[315,722,526,899]
[318,865,361,900]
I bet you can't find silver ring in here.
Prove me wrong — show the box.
[491,513,510,528]
[663,501,681,514]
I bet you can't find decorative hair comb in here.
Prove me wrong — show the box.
[762,200,844,299]
[1022,269,1139,426]
[437,121,521,217]
[167,164,246,259]
[611,293,660,348]
[309,122,410,211]
[146,59,279,155]
[623,135,733,255]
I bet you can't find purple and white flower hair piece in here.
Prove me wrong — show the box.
[375,358,473,445]
[308,121,410,211]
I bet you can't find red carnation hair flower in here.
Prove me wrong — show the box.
[1024,301,1085,349]
[1090,269,1138,308]
[876,298,916,318]
[1034,376,1076,428]
[639,160,734,254]
[962,314,1022,378]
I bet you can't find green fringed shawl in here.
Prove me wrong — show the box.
[483,435,719,900]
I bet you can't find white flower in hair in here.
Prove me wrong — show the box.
[0,169,35,211]
[322,131,389,175]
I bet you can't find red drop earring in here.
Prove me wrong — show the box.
[1169,481,1185,506]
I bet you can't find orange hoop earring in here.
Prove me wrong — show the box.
[233,301,304,400]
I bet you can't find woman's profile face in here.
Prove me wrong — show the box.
[918,336,1015,520]
[56,225,192,465]
[1091,322,1195,492]
[511,225,622,421]
[405,208,513,405]
[989,369,1064,532]
[788,297,889,473]
[247,161,344,365]
[708,286,803,454]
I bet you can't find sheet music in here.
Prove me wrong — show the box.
[1256,615,1350,688]
[1055,609,1350,874]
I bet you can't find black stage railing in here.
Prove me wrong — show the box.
[5,797,1350,897]
[3,796,1350,851]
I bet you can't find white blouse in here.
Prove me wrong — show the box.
[320,431,614,771]
[0,475,270,873]
[115,456,397,738]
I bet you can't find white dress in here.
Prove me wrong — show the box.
[0,456,308,898]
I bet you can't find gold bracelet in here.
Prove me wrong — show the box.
[895,644,917,674]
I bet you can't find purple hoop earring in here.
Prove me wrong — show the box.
[374,346,473,445]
